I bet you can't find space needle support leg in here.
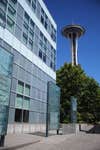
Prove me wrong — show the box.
[71,33,77,66]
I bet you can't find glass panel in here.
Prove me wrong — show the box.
[25,84,30,96]
[8,4,16,20]
[39,50,42,59]
[0,8,6,28]
[15,24,22,40]
[15,109,22,122]
[17,81,24,94]
[41,16,44,25]
[9,0,17,9]
[23,33,28,45]
[32,0,36,12]
[7,16,15,32]
[28,39,33,50]
[43,54,46,63]
[24,12,29,25]
[23,110,29,122]
[0,47,13,77]
[15,95,23,108]
[0,105,9,135]
[23,22,28,35]
[30,19,34,30]
[0,0,7,12]
[29,29,34,40]
[23,97,30,110]
[0,48,13,135]
[0,88,9,99]
[47,81,60,130]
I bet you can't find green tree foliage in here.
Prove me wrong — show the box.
[56,63,100,123]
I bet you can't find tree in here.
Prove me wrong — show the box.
[56,63,100,123]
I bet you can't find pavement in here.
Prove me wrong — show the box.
[0,134,41,150]
[0,132,100,150]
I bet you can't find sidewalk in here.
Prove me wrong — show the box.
[1,133,100,150]
[0,134,41,150]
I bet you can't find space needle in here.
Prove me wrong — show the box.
[62,24,85,66]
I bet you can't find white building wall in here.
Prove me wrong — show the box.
[18,0,56,50]
[0,26,56,80]
[38,0,57,29]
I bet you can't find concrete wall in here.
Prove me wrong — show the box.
[7,124,46,134]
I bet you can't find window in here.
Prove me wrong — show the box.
[9,0,17,9]
[8,4,16,20]
[39,50,42,59]
[23,22,28,35]
[50,61,53,68]
[7,16,15,32]
[23,97,30,110]
[15,95,23,108]
[41,16,44,25]
[40,31,43,39]
[28,39,33,50]
[15,109,29,123]
[0,0,7,12]
[24,12,29,25]
[23,33,28,45]
[17,81,24,94]
[44,37,47,45]
[17,81,30,96]
[29,29,34,40]
[23,110,29,122]
[25,84,30,96]
[39,39,43,47]
[15,24,22,40]
[45,21,47,29]
[41,8,44,16]
[15,81,30,123]
[32,0,36,12]
[30,19,34,30]
[15,109,22,122]
[43,54,46,63]
[0,9,6,27]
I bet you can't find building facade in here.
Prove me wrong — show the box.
[0,0,57,134]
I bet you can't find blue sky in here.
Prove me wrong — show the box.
[45,0,100,83]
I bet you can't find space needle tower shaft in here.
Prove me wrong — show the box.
[62,25,85,66]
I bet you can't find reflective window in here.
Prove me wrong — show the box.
[0,47,13,107]
[43,54,46,63]
[7,16,15,32]
[23,110,29,122]
[16,81,30,111]
[15,95,23,108]
[0,0,7,27]
[8,4,16,20]
[15,108,29,122]
[32,0,36,12]
[39,50,42,59]
[24,12,29,25]
[25,84,30,96]
[23,33,28,45]
[15,109,22,122]
[23,97,30,110]
[17,81,24,94]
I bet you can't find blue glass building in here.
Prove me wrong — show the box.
[0,0,57,134]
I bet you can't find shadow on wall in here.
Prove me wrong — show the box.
[79,124,100,134]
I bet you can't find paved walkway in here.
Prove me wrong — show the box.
[0,133,100,150]
[0,134,41,150]
[20,133,100,150]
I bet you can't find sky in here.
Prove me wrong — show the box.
[45,0,100,83]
